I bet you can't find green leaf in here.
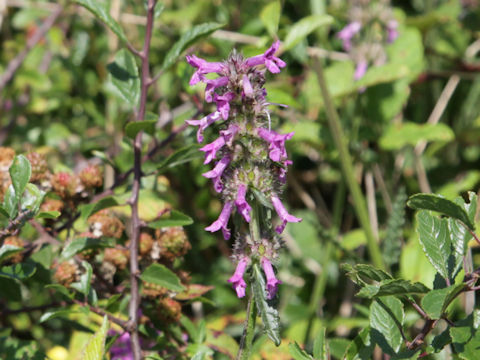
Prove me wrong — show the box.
[61,237,115,260]
[408,193,475,230]
[370,296,404,354]
[40,309,78,323]
[162,22,224,71]
[71,261,93,297]
[80,196,119,221]
[448,192,477,259]
[252,262,281,346]
[22,183,45,213]
[45,284,74,300]
[0,245,23,263]
[107,49,140,107]
[342,263,392,285]
[313,326,328,360]
[3,185,18,218]
[148,210,193,228]
[288,342,313,360]
[260,1,281,37]
[379,122,454,151]
[83,316,109,360]
[140,263,185,292]
[36,210,61,219]
[125,120,157,138]
[0,262,36,280]
[283,15,333,51]
[9,155,31,204]
[421,284,464,319]
[0,205,9,219]
[450,310,480,359]
[415,211,452,280]
[431,328,452,353]
[357,279,430,299]
[74,0,127,43]
[157,144,203,172]
[344,327,374,360]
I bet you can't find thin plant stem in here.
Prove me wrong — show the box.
[312,58,385,270]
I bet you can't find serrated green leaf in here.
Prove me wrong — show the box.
[107,49,140,107]
[148,210,193,229]
[342,263,393,285]
[449,310,480,359]
[421,284,464,319]
[379,123,454,151]
[40,309,78,323]
[80,196,120,221]
[36,210,61,219]
[409,194,475,230]
[431,328,452,353]
[344,327,374,360]
[83,316,109,360]
[449,192,477,258]
[0,262,36,280]
[357,279,430,299]
[140,263,185,292]
[313,326,328,360]
[22,183,45,213]
[3,185,18,219]
[260,1,281,37]
[157,144,203,172]
[125,120,157,138]
[252,263,281,346]
[74,0,127,43]
[61,237,115,260]
[0,205,9,219]
[283,15,333,50]
[9,155,31,204]
[370,296,404,354]
[0,245,23,263]
[71,261,93,297]
[162,22,224,71]
[416,211,452,280]
[288,342,313,360]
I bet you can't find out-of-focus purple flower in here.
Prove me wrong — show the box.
[386,20,399,43]
[242,74,254,98]
[215,92,236,120]
[337,21,362,51]
[258,128,294,162]
[228,257,249,298]
[245,40,286,73]
[261,257,281,299]
[109,331,133,360]
[205,200,234,240]
[186,111,223,143]
[278,160,293,184]
[205,76,229,102]
[235,184,252,222]
[186,55,225,85]
[271,194,302,234]
[200,136,226,164]
[354,60,368,80]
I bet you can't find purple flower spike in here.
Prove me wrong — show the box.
[354,60,368,80]
[202,155,230,179]
[220,124,239,146]
[205,201,234,240]
[242,74,254,98]
[261,257,281,299]
[386,20,399,43]
[228,257,249,298]
[205,76,229,103]
[235,184,252,222]
[215,92,235,120]
[186,54,225,85]
[337,21,361,51]
[245,40,286,73]
[271,194,302,234]
[200,136,226,164]
[186,111,222,143]
[258,128,294,162]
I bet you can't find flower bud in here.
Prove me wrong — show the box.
[79,165,103,189]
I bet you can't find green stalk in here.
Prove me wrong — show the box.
[312,58,385,270]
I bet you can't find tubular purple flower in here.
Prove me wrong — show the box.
[354,60,368,80]
[386,20,399,43]
[205,76,229,102]
[228,257,249,298]
[278,160,293,184]
[186,111,222,143]
[109,331,133,360]
[245,40,286,73]
[337,21,362,51]
[220,124,239,146]
[202,155,230,179]
[235,184,252,222]
[242,74,254,98]
[205,201,234,240]
[200,136,226,164]
[215,92,236,120]
[271,194,302,234]
[258,128,294,162]
[261,257,281,299]
[186,54,225,85]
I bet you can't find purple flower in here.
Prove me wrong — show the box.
[228,257,249,298]
[258,128,294,162]
[242,74,254,98]
[337,21,361,51]
[271,194,302,234]
[205,76,229,102]
[235,184,252,222]
[202,155,230,180]
[386,20,398,43]
[354,60,368,80]
[205,200,234,240]
[261,257,281,299]
[215,92,236,120]
[186,111,222,143]
[200,136,226,164]
[220,124,239,145]
[109,331,133,360]
[245,40,286,73]
[186,54,225,85]
[278,160,293,184]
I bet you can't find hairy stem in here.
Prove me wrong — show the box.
[312,58,385,270]
[237,291,257,360]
